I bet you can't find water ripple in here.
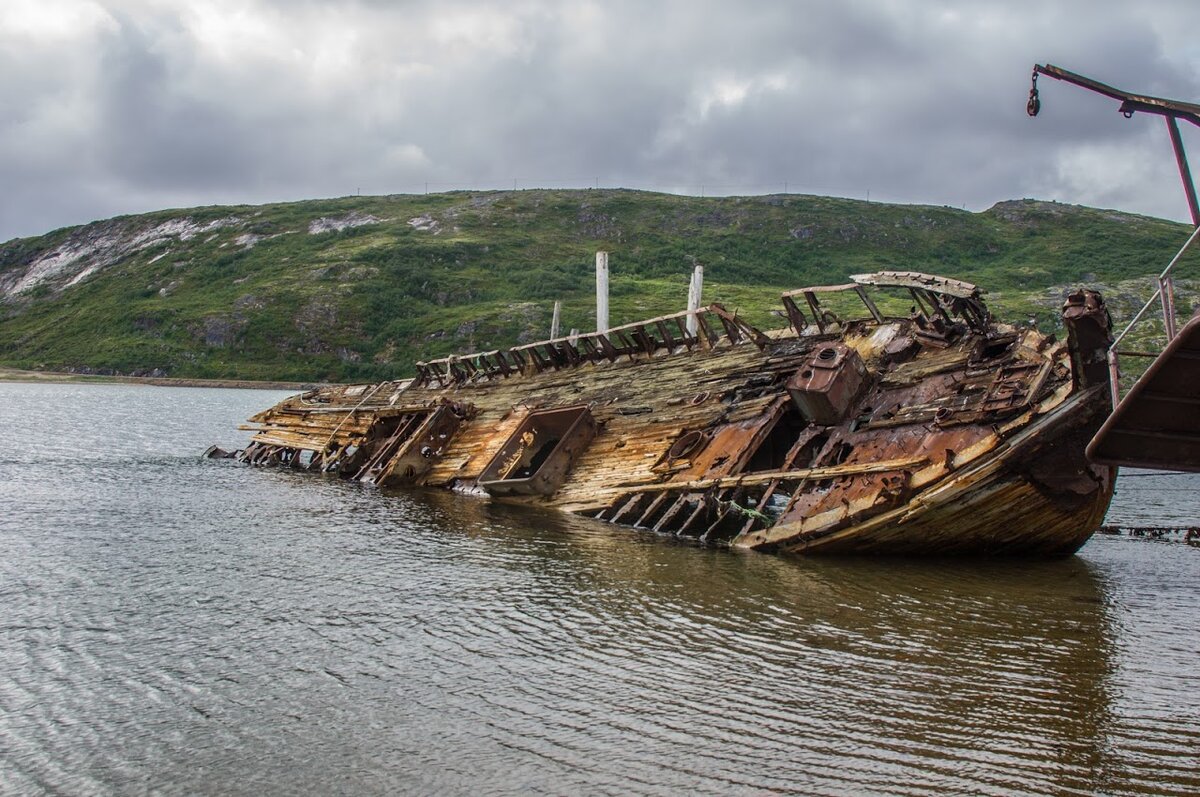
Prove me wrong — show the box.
[1,382,1198,795]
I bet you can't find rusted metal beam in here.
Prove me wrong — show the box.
[616,456,927,494]
[1166,116,1200,226]
[1033,63,1200,124]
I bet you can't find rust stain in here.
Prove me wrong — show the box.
[225,273,1117,557]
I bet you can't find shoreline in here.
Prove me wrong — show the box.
[0,367,322,391]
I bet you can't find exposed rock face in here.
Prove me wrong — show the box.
[407,214,440,233]
[506,302,544,344]
[293,297,342,354]
[986,199,1074,226]
[194,316,243,348]
[308,212,381,234]
[0,216,241,300]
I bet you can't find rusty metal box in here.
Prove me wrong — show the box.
[787,343,868,425]
[478,405,597,496]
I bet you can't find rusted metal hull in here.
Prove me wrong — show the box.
[757,391,1116,556]
[231,272,1116,558]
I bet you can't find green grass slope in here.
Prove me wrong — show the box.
[0,189,1194,382]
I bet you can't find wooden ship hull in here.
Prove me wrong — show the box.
[231,271,1117,557]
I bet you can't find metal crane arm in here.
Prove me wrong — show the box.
[1033,63,1200,125]
[1029,63,1200,226]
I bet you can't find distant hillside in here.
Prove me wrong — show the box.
[0,189,1193,382]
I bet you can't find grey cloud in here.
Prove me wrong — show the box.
[3,0,1200,242]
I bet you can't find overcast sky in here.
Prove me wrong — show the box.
[4,0,1200,242]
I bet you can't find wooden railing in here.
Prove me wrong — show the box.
[412,303,770,387]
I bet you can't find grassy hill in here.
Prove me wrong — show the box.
[0,189,1195,382]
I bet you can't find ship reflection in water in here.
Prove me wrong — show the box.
[0,383,1198,795]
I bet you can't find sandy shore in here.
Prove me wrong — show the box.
[0,367,322,391]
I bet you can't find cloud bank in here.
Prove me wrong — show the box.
[3,0,1200,242]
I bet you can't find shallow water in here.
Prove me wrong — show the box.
[0,382,1197,795]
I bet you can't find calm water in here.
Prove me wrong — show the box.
[1,382,1198,796]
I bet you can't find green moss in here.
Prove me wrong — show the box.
[0,191,1194,380]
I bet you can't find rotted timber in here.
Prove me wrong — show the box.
[225,272,1119,557]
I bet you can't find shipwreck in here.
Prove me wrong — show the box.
[229,269,1117,556]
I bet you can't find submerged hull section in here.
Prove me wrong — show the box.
[751,391,1115,556]
[234,272,1116,557]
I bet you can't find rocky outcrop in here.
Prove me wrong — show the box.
[308,212,381,234]
[0,215,242,301]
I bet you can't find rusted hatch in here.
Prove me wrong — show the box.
[354,401,472,487]
[786,343,868,425]
[478,405,598,496]
[375,403,469,487]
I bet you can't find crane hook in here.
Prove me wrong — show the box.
[1027,70,1041,117]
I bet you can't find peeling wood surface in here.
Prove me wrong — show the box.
[232,273,1118,557]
